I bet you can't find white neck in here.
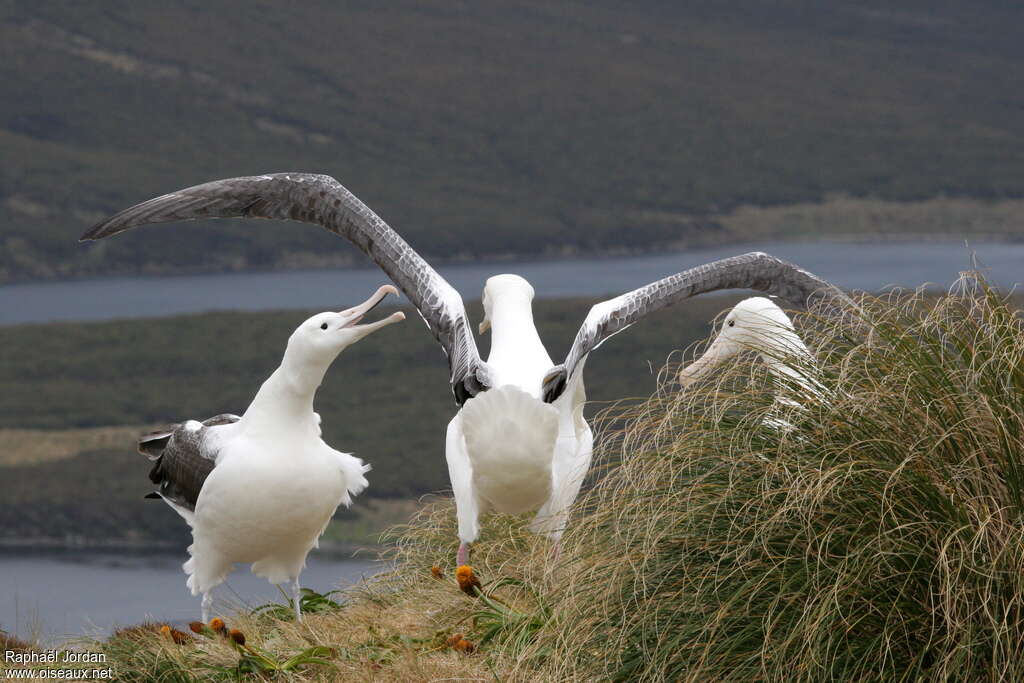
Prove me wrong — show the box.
[486,296,552,371]
[241,352,330,436]
[757,330,823,399]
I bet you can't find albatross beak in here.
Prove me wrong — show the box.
[478,318,491,335]
[339,285,399,328]
[348,310,406,339]
[678,334,739,387]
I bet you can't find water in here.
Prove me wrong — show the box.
[1,241,1021,325]
[0,550,378,644]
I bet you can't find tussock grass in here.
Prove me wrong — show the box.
[527,276,1024,681]
[95,277,1024,680]
[0,628,35,653]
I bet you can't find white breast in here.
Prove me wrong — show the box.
[192,435,346,563]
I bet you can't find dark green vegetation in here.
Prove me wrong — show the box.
[3,1,1023,282]
[0,295,735,544]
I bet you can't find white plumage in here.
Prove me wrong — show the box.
[448,275,593,564]
[679,297,825,416]
[460,385,559,515]
[144,286,403,622]
[183,425,369,610]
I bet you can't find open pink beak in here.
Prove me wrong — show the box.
[339,285,405,331]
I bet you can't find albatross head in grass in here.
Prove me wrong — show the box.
[676,296,829,416]
[678,296,811,387]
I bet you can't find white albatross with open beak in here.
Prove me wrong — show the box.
[133,285,403,623]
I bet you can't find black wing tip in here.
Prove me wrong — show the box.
[79,223,107,241]
[138,430,174,459]
[542,365,568,403]
[144,492,161,500]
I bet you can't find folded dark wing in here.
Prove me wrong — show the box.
[140,414,240,512]
[82,173,488,403]
[542,251,851,402]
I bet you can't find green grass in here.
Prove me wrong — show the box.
[2,1,1024,281]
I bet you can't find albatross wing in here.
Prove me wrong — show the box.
[141,413,240,524]
[541,251,851,402]
[81,173,490,404]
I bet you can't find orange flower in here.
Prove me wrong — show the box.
[159,624,191,645]
[455,565,482,597]
[209,617,227,636]
[228,629,246,646]
[431,565,444,579]
[446,632,475,653]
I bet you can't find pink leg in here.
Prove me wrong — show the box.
[457,542,470,566]
[551,540,562,562]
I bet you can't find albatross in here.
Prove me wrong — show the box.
[135,285,404,622]
[678,297,828,425]
[81,173,848,563]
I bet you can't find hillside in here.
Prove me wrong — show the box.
[2,1,1023,282]
[0,295,736,545]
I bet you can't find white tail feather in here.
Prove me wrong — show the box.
[460,385,559,514]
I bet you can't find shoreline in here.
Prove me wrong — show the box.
[3,232,1021,288]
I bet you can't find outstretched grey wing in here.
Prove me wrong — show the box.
[542,251,851,402]
[141,414,240,513]
[82,173,489,403]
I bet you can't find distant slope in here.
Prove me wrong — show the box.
[2,1,1023,282]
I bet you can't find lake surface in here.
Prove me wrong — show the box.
[0,550,379,644]
[2,241,1021,325]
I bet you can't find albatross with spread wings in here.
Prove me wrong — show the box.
[82,173,849,563]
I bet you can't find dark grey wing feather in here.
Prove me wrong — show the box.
[142,414,240,512]
[542,251,851,402]
[82,173,488,403]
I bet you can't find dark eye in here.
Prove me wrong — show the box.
[727,320,735,327]
[320,323,328,330]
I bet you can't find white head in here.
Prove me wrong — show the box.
[479,274,536,334]
[282,285,405,376]
[679,297,808,387]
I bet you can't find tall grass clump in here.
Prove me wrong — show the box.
[533,277,1024,681]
